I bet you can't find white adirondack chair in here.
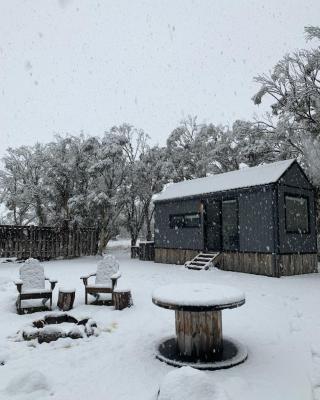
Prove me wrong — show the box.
[14,258,57,314]
[80,255,121,305]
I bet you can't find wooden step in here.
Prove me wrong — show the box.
[189,261,206,266]
[185,252,221,270]
[186,264,204,270]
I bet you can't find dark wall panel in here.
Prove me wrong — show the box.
[239,189,275,252]
[154,199,203,250]
[277,185,317,253]
[204,200,221,251]
[279,162,312,189]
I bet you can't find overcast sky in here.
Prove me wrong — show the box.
[1,0,320,156]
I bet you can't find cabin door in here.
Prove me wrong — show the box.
[222,199,239,251]
[204,200,221,251]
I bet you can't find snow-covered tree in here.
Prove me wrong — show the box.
[0,144,48,225]
[253,26,320,137]
[250,25,320,231]
[166,117,274,181]
[109,124,171,245]
[70,132,127,253]
[0,158,33,225]
[252,26,320,185]
[253,50,320,137]
[138,146,171,240]
[45,134,94,226]
[166,116,206,181]
[197,123,241,173]
[111,123,149,246]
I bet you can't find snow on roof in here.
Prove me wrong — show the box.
[154,159,295,202]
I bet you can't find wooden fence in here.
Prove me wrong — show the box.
[0,224,99,260]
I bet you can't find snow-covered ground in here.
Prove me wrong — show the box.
[0,240,320,400]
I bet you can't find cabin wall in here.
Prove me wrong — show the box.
[277,185,317,254]
[277,253,317,275]
[277,161,317,254]
[278,162,312,189]
[217,251,317,276]
[218,252,275,277]
[154,199,203,250]
[238,188,275,253]
[154,186,277,254]
[154,248,199,265]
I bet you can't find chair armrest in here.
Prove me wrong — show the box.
[80,273,96,286]
[45,277,57,290]
[80,273,96,279]
[111,272,121,280]
[111,272,121,290]
[14,280,23,293]
[49,280,57,291]
[45,277,57,283]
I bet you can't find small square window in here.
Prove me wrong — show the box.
[285,195,309,234]
[184,213,201,227]
[169,213,200,228]
[169,215,184,229]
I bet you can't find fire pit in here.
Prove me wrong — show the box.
[19,313,99,343]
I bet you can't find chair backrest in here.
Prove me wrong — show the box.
[95,255,119,285]
[19,258,45,290]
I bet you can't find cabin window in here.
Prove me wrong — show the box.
[169,213,200,228]
[285,195,309,234]
[222,199,239,250]
[169,215,185,229]
[184,213,201,227]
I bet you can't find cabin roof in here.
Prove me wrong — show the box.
[154,159,296,202]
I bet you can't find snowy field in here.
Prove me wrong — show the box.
[0,241,320,400]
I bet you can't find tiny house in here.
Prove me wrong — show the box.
[153,159,317,277]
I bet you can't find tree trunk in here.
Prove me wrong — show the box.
[144,203,154,241]
[13,206,18,225]
[146,218,152,241]
[315,187,320,232]
[98,227,108,255]
[35,197,46,226]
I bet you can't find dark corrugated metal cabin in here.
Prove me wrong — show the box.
[153,159,317,277]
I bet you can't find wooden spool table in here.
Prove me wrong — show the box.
[152,283,247,370]
[57,288,76,311]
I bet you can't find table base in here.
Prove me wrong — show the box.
[156,336,247,370]
[175,310,222,360]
